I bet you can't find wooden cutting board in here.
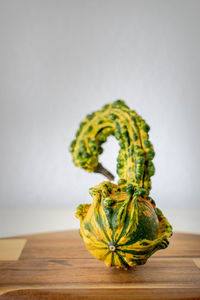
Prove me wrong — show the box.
[0,230,200,299]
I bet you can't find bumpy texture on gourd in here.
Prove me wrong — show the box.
[70,100,172,269]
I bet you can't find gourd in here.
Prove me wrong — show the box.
[70,100,172,269]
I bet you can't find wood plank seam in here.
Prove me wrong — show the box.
[0,239,27,261]
[193,258,200,269]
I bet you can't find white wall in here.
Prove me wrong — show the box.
[0,0,200,212]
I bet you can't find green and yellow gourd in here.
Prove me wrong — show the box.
[70,100,172,269]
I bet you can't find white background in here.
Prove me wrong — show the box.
[0,0,199,236]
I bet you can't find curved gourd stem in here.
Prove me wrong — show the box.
[94,163,115,181]
[70,100,155,195]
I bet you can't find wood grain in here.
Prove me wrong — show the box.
[0,230,200,299]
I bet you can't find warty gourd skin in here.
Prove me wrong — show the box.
[70,100,172,269]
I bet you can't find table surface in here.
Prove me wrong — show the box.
[0,230,200,300]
